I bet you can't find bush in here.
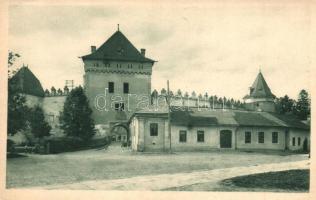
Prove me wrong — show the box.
[44,137,84,154]
[40,136,109,154]
[7,139,15,153]
[87,137,108,148]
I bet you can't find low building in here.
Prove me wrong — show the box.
[129,108,310,152]
[129,71,310,152]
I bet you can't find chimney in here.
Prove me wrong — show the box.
[91,46,96,53]
[140,48,146,56]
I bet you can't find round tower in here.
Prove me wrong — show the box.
[243,70,276,112]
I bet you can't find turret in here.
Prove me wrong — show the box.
[243,70,276,112]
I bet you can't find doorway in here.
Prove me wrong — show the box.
[220,130,232,148]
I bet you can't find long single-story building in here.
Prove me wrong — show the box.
[129,107,310,152]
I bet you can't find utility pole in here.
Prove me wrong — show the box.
[166,80,172,153]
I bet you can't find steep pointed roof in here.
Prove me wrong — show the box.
[81,30,155,63]
[244,71,275,99]
[9,66,45,97]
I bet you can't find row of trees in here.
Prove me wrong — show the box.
[153,89,245,108]
[275,90,311,120]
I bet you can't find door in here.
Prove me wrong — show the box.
[220,130,232,148]
[303,138,308,152]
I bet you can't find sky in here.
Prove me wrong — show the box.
[8,1,312,100]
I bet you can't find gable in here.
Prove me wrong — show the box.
[81,31,155,63]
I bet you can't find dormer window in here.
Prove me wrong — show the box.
[117,47,124,55]
[250,87,254,94]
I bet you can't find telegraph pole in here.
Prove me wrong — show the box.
[167,80,172,153]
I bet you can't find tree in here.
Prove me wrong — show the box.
[8,51,20,78]
[7,92,29,135]
[29,106,51,138]
[275,95,295,114]
[60,86,95,141]
[294,89,310,120]
[7,51,28,135]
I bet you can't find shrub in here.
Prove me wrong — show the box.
[7,139,15,154]
[44,137,84,154]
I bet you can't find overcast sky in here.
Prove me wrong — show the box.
[9,2,311,100]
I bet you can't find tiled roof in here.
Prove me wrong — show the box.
[132,107,310,130]
[9,66,45,97]
[81,31,155,63]
[269,113,310,130]
[244,72,275,99]
[171,110,218,127]
[233,111,280,127]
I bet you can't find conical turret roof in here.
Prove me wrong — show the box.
[9,66,45,97]
[244,71,275,99]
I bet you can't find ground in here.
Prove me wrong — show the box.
[165,169,309,192]
[6,145,309,191]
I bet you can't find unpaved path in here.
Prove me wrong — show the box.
[34,159,309,190]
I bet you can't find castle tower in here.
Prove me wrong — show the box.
[243,71,276,112]
[81,28,155,126]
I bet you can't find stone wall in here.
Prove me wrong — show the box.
[83,60,153,125]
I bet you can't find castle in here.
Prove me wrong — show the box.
[10,27,310,151]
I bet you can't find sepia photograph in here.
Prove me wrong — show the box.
[1,0,315,199]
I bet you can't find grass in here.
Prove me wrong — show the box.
[165,169,309,192]
[221,169,309,191]
[6,147,308,188]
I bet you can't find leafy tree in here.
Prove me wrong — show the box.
[60,86,95,141]
[226,99,232,108]
[8,51,20,78]
[7,91,29,135]
[275,95,296,114]
[29,106,51,138]
[294,89,310,120]
[7,51,28,135]
[214,95,218,103]
[218,97,223,104]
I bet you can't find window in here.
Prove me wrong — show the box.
[197,131,204,142]
[123,82,129,94]
[114,103,124,111]
[292,137,296,146]
[179,130,187,143]
[108,82,114,93]
[258,132,264,143]
[298,137,301,146]
[272,132,278,144]
[150,123,158,136]
[245,132,251,143]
